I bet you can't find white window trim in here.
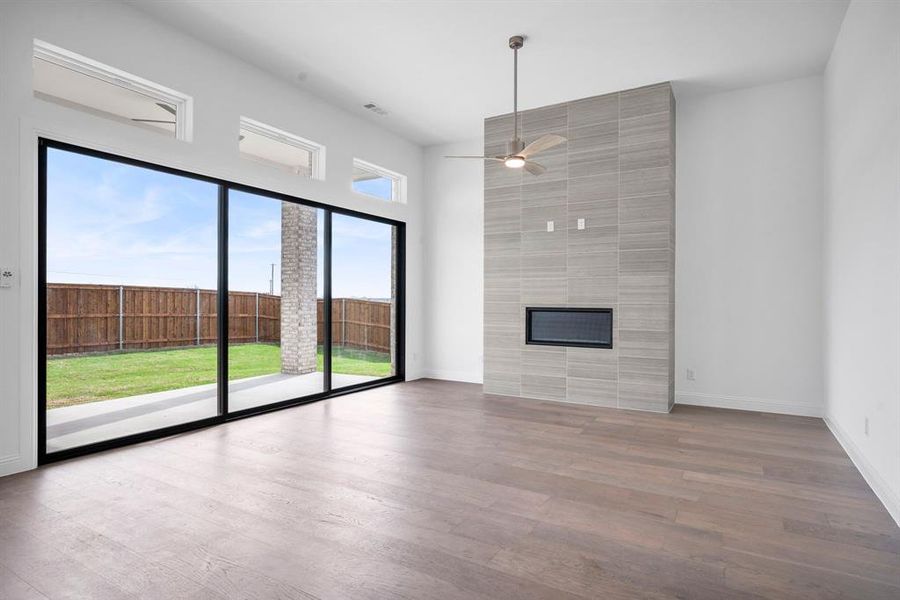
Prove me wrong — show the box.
[239,116,326,180]
[33,39,194,141]
[352,158,407,203]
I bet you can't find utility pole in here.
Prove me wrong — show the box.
[269,263,275,295]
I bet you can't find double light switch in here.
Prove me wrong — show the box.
[545,219,586,232]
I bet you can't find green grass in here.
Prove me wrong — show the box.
[317,345,393,379]
[47,343,391,409]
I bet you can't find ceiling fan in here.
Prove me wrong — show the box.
[132,102,176,125]
[445,35,566,176]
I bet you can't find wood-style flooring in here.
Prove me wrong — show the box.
[1,379,898,599]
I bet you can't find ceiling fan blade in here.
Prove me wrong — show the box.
[520,134,566,158]
[156,102,177,116]
[523,161,546,176]
[131,119,176,124]
[444,155,505,162]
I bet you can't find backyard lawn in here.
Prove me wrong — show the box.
[47,344,392,409]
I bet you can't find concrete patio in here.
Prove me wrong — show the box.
[47,371,377,452]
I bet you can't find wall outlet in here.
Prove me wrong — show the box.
[0,267,13,288]
[546,221,554,233]
[577,218,586,230]
[865,417,869,436]
[686,368,695,381]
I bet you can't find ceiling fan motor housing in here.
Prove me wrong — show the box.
[507,139,525,156]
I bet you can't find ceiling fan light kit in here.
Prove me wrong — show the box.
[444,34,567,175]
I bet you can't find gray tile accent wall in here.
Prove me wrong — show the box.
[483,82,675,412]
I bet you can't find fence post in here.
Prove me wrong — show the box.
[196,287,201,346]
[255,292,260,343]
[118,285,124,351]
[342,298,346,349]
[364,302,368,351]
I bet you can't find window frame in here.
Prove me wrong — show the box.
[37,137,405,465]
[238,116,326,180]
[352,158,407,203]
[33,39,194,141]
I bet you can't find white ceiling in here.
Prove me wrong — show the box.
[130,0,849,147]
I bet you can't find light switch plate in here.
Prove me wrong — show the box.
[0,267,13,288]
[577,218,586,230]
[546,221,554,232]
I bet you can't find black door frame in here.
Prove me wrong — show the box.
[37,138,406,464]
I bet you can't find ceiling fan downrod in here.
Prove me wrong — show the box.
[509,35,524,156]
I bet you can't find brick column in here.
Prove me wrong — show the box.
[280,203,318,374]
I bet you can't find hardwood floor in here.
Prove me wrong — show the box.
[1,379,898,599]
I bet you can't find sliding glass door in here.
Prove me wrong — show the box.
[42,147,221,453]
[330,213,398,390]
[39,140,404,461]
[227,191,325,412]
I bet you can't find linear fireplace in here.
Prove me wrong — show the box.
[525,307,613,349]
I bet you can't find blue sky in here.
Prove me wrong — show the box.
[352,176,393,200]
[47,148,393,299]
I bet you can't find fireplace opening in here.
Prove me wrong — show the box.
[526,307,613,349]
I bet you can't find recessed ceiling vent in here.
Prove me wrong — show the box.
[363,102,388,116]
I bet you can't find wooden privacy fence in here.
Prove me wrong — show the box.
[46,283,391,356]
[317,298,393,354]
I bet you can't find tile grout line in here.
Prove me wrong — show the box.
[518,127,523,398]
[565,102,571,402]
[616,92,621,410]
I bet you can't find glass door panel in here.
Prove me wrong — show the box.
[228,192,325,411]
[43,146,219,453]
[330,213,397,389]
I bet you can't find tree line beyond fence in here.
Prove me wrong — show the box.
[46,283,392,356]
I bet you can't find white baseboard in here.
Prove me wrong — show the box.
[675,391,823,417]
[825,416,900,527]
[0,452,35,478]
[422,369,483,384]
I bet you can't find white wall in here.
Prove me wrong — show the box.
[823,0,900,524]
[423,81,828,402]
[422,140,484,383]
[0,1,425,477]
[674,76,825,417]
